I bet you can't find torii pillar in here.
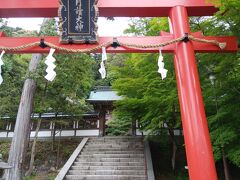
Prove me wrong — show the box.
[169,6,217,180]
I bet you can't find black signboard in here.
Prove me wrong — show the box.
[59,0,98,44]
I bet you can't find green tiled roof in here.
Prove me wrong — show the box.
[87,86,123,102]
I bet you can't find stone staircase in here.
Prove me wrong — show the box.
[65,137,147,180]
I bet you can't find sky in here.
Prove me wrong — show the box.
[6,17,130,36]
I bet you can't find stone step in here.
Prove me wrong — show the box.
[62,137,146,179]
[89,140,143,143]
[79,154,144,158]
[86,144,143,147]
[76,157,145,162]
[88,141,143,145]
[89,138,143,142]
[85,144,144,148]
[81,150,144,154]
[73,161,145,166]
[90,136,143,140]
[68,169,146,175]
[86,146,144,149]
[82,148,144,151]
[87,141,143,145]
[65,175,146,180]
[71,165,145,171]
[88,139,143,143]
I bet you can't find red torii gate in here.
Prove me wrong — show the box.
[0,0,238,180]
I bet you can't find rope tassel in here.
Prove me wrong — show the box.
[157,49,168,80]
[44,48,56,82]
[0,50,5,85]
[188,35,227,50]
[219,42,227,50]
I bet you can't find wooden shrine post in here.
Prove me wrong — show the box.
[4,54,42,180]
[0,1,238,179]
[98,109,107,137]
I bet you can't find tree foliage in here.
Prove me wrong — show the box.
[107,18,180,137]
[111,53,180,134]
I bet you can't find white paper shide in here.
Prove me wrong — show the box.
[45,48,57,82]
[99,47,107,79]
[0,50,5,85]
[158,49,168,80]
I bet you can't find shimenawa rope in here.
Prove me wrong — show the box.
[188,35,226,50]
[0,35,226,53]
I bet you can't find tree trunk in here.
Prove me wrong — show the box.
[222,148,231,180]
[4,54,42,180]
[52,124,56,151]
[52,113,58,151]
[56,126,62,169]
[168,127,177,173]
[25,119,42,176]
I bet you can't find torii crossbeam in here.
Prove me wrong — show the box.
[0,0,238,180]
